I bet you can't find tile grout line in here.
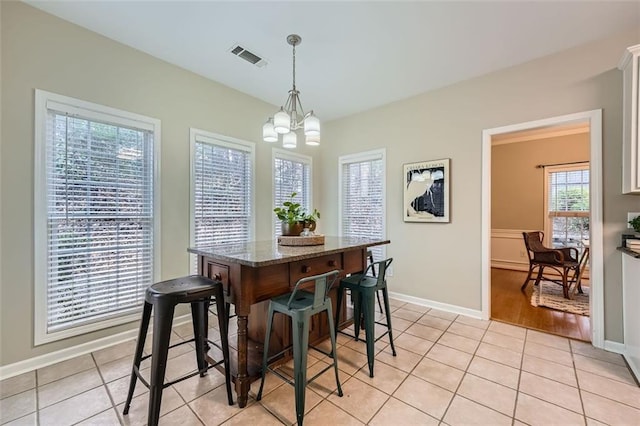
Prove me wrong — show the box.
[569,338,589,426]
[511,328,527,426]
[35,358,107,425]
[440,314,521,424]
[371,304,439,424]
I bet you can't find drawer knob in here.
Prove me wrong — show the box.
[328,260,337,267]
[302,265,312,273]
[214,273,222,281]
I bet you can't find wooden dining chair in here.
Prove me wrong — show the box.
[521,231,583,299]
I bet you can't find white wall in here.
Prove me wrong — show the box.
[321,29,640,343]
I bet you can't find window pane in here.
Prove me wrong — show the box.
[192,136,253,270]
[46,112,154,332]
[274,155,311,237]
[340,154,385,261]
[547,167,589,254]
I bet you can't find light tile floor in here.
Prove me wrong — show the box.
[2,299,640,425]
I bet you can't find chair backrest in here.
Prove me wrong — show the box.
[361,257,393,288]
[287,270,340,310]
[367,250,377,277]
[522,231,545,261]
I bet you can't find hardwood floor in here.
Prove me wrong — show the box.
[490,267,591,341]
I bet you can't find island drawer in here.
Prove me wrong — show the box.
[289,254,342,287]
[204,260,231,299]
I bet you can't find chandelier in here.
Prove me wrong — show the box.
[262,34,320,148]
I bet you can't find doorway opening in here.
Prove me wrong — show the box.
[481,110,604,347]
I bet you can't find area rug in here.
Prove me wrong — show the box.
[530,280,590,316]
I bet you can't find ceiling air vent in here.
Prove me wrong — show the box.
[229,44,268,68]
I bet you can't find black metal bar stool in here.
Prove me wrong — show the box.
[335,258,396,378]
[123,275,233,426]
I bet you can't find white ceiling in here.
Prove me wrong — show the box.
[25,1,640,121]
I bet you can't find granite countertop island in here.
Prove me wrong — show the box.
[618,247,640,258]
[188,236,390,267]
[619,234,640,259]
[188,235,391,408]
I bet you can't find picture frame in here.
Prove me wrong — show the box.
[403,158,450,223]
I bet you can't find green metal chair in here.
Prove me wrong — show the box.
[367,250,384,313]
[335,257,396,378]
[256,270,343,426]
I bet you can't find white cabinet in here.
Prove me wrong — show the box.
[622,252,640,379]
[619,45,640,194]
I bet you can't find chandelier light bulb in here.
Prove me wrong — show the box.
[273,108,291,134]
[262,119,278,142]
[282,131,297,149]
[304,112,320,136]
[305,134,320,146]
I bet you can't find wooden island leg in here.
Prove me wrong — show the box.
[236,314,250,408]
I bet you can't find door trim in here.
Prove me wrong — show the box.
[481,109,603,348]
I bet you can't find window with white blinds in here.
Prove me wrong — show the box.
[544,163,590,255]
[34,90,160,345]
[339,149,386,261]
[273,149,311,238]
[190,130,255,271]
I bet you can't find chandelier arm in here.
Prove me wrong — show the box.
[295,95,309,120]
[292,93,307,130]
[283,92,294,114]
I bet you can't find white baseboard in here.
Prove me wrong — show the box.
[388,291,483,319]
[0,314,192,381]
[603,339,625,354]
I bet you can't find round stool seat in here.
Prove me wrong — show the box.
[145,275,221,304]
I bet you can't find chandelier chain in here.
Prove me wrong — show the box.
[292,43,296,91]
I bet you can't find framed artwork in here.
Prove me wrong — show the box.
[403,158,450,223]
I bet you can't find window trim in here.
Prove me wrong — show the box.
[189,128,256,272]
[338,149,387,253]
[34,89,161,345]
[542,162,590,247]
[272,148,313,237]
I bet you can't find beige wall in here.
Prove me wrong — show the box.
[492,134,590,230]
[1,1,639,367]
[0,2,322,365]
[321,29,640,343]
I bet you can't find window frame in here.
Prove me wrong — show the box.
[189,128,256,272]
[34,89,161,345]
[272,148,312,238]
[338,149,387,258]
[542,162,590,249]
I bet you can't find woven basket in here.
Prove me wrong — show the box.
[277,235,325,246]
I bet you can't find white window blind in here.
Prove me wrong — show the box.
[191,131,254,271]
[545,163,590,254]
[34,90,160,344]
[273,150,311,238]
[339,150,386,261]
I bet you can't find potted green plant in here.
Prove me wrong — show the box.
[274,192,321,236]
[301,208,321,232]
[629,216,640,233]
